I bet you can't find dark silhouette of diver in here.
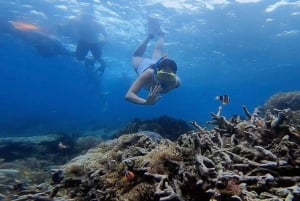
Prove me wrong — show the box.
[57,12,107,77]
[0,20,72,57]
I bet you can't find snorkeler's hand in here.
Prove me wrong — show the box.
[145,85,162,105]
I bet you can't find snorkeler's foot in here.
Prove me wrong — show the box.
[94,60,106,77]
[147,17,164,38]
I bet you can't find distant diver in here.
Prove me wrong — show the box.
[0,20,72,57]
[57,10,108,77]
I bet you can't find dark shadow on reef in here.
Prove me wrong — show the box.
[116,115,193,141]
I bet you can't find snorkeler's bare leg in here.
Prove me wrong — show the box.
[133,35,152,57]
[152,35,165,60]
[132,36,152,68]
[132,18,164,68]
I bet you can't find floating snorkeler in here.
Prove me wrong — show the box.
[125,17,181,105]
[0,20,72,57]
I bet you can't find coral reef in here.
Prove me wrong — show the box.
[263,91,300,111]
[117,115,192,141]
[0,134,102,162]
[1,93,300,201]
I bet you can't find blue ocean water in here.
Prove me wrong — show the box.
[0,0,299,136]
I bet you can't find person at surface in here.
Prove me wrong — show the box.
[58,11,108,77]
[125,17,181,105]
[0,20,71,57]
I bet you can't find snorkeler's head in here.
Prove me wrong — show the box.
[79,5,97,20]
[155,57,177,89]
[156,58,177,73]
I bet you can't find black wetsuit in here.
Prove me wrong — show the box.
[75,40,104,61]
[72,19,107,75]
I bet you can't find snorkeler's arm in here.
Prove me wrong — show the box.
[175,76,181,88]
[125,72,161,105]
[125,74,149,105]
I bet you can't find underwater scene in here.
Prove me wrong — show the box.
[0,0,300,200]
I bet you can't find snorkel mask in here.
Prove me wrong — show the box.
[156,70,176,88]
[154,57,177,89]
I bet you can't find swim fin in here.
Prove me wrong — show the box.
[147,17,164,38]
[94,60,106,77]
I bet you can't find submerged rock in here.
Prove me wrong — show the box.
[136,130,163,142]
[0,169,20,176]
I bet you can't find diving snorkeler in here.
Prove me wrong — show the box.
[125,17,181,105]
[0,20,71,57]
